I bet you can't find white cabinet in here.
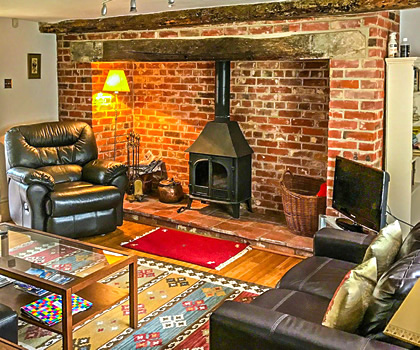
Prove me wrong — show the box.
[385,57,420,232]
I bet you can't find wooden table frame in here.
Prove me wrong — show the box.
[0,223,138,350]
[0,337,26,349]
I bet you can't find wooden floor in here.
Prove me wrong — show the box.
[81,220,303,288]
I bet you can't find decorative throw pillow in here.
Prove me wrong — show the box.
[363,220,402,278]
[322,257,377,333]
[359,250,420,343]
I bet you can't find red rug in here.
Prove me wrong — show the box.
[121,227,251,270]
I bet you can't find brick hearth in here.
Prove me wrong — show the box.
[123,196,313,257]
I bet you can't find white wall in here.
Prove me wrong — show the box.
[401,9,420,57]
[0,18,58,220]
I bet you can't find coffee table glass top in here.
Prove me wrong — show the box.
[0,223,128,280]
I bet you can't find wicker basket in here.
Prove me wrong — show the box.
[280,170,326,237]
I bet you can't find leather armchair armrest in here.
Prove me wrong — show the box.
[7,167,54,191]
[82,160,127,185]
[314,228,376,264]
[210,301,403,350]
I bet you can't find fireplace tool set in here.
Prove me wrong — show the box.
[126,132,163,202]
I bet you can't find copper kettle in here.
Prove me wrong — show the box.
[158,178,184,203]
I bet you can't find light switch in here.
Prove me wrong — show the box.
[4,79,12,89]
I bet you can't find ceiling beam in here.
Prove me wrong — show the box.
[70,30,367,62]
[40,0,414,34]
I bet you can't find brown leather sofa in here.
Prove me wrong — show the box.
[210,224,420,350]
[5,121,127,238]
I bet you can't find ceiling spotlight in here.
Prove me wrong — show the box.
[168,0,175,7]
[101,0,112,16]
[130,0,137,12]
[101,2,107,16]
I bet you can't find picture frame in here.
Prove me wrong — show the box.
[27,53,41,79]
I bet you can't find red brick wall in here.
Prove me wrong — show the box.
[326,12,398,208]
[129,60,329,213]
[57,59,93,123]
[56,11,399,215]
[132,62,213,184]
[232,60,329,211]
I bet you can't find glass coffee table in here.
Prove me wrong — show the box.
[0,223,138,350]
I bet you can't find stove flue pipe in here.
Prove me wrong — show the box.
[215,61,231,122]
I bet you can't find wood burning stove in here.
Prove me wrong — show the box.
[178,61,253,218]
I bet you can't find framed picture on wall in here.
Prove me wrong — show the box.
[27,53,41,79]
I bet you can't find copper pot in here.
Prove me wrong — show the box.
[158,178,184,203]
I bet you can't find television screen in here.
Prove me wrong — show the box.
[332,156,390,232]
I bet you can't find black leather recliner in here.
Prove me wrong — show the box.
[5,121,128,238]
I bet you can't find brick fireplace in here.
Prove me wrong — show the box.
[56,11,399,217]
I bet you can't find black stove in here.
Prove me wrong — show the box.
[178,61,253,218]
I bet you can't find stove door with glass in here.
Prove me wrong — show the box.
[189,154,234,202]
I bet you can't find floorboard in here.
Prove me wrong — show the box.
[81,220,303,288]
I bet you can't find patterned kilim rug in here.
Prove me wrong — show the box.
[18,256,268,349]
[121,227,251,270]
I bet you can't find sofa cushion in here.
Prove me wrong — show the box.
[322,257,377,333]
[252,288,330,324]
[38,165,82,184]
[51,181,93,191]
[363,220,402,278]
[45,182,120,217]
[358,249,420,348]
[278,256,357,300]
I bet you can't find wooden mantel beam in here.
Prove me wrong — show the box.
[40,0,417,34]
[70,30,367,62]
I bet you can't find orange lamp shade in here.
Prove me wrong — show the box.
[103,70,130,92]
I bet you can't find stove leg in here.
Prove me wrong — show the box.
[245,199,253,213]
[232,204,240,219]
[177,197,193,214]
